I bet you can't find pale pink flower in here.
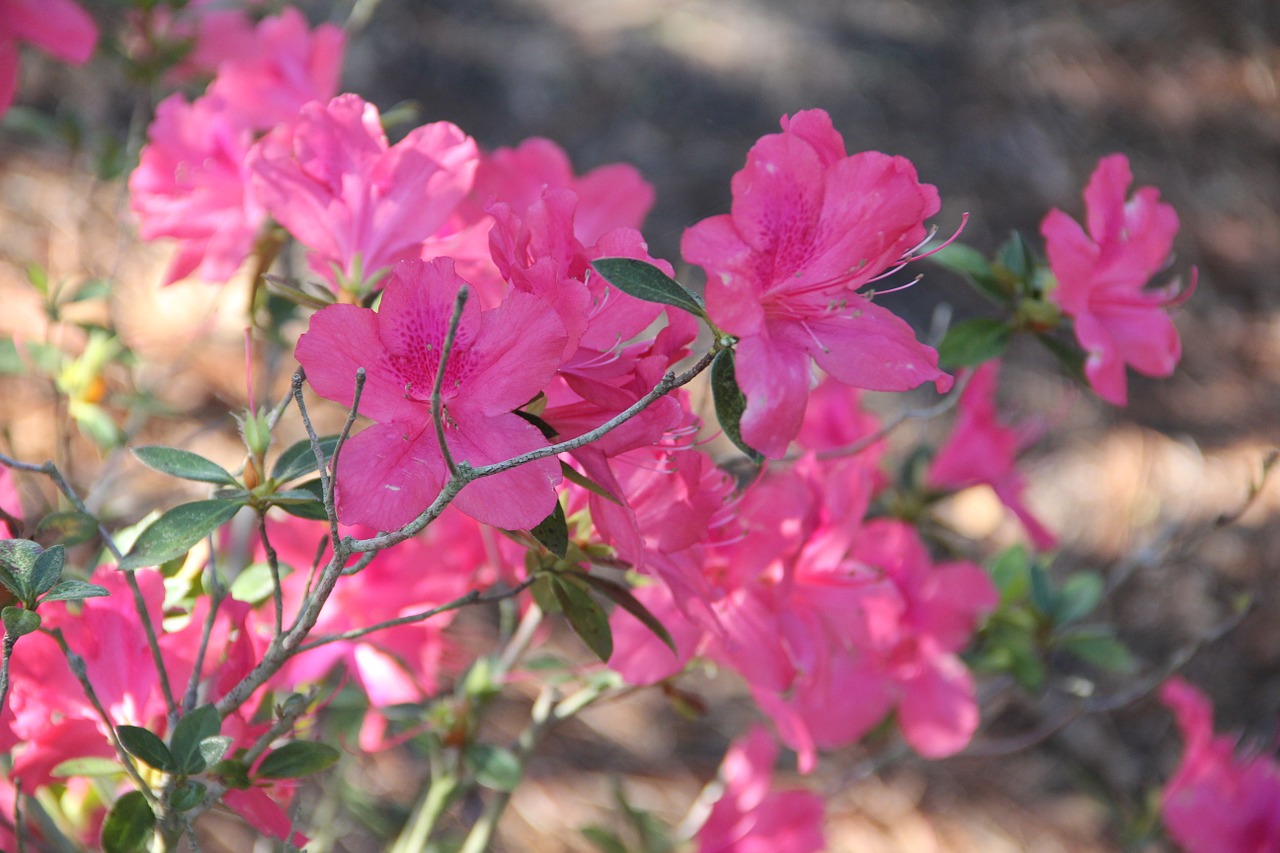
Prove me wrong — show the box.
[1042,153,1192,406]
[249,95,479,290]
[295,258,566,530]
[1160,677,1280,853]
[206,7,345,131]
[0,0,97,116]
[130,92,263,285]
[682,108,951,458]
[696,727,825,853]
[928,362,1056,549]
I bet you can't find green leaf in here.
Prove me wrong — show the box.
[198,736,233,768]
[51,756,124,778]
[468,743,522,792]
[530,575,560,614]
[170,780,207,812]
[1035,331,1087,383]
[265,488,323,505]
[2,606,41,638]
[116,726,174,771]
[132,446,238,486]
[710,349,763,463]
[211,759,252,790]
[34,510,99,547]
[230,562,291,605]
[936,318,1011,369]
[170,705,221,774]
[256,740,340,779]
[40,578,110,604]
[30,544,65,597]
[0,338,23,375]
[590,258,707,319]
[1028,560,1057,617]
[1058,628,1135,672]
[101,791,155,853]
[530,502,569,558]
[271,436,340,483]
[560,462,622,505]
[552,576,613,662]
[0,539,41,600]
[1054,572,1104,626]
[120,500,244,570]
[581,825,629,853]
[570,571,676,654]
[996,230,1036,281]
[928,242,992,279]
[68,279,113,304]
[989,545,1030,606]
[70,401,123,449]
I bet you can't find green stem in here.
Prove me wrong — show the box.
[390,772,459,853]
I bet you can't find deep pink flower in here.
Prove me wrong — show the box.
[249,95,479,290]
[1160,678,1280,853]
[0,0,97,116]
[927,362,1056,549]
[130,92,263,285]
[1042,153,1191,406]
[206,7,345,131]
[682,108,951,458]
[295,258,567,530]
[696,727,825,853]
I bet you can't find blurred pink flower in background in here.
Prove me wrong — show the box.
[696,726,825,853]
[0,0,97,115]
[1042,153,1192,406]
[928,362,1056,549]
[1160,677,1280,853]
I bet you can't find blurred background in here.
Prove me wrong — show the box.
[4,0,1280,849]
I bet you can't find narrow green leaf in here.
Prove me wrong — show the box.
[1058,628,1135,672]
[928,242,992,279]
[581,825,629,853]
[560,462,623,505]
[270,435,340,483]
[116,725,174,771]
[710,349,763,463]
[996,230,1036,281]
[132,446,238,486]
[936,318,1011,369]
[68,279,113,304]
[988,545,1030,607]
[120,500,244,570]
[569,571,676,654]
[530,502,569,558]
[40,578,110,604]
[34,510,99,547]
[256,740,340,779]
[552,577,613,662]
[1054,572,1104,626]
[170,704,221,774]
[30,544,65,596]
[51,756,123,777]
[591,258,707,319]
[2,606,40,638]
[1028,561,1057,617]
[70,401,123,449]
[170,780,207,812]
[101,790,155,853]
[279,499,329,521]
[468,743,522,792]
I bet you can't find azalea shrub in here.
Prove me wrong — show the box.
[0,2,1256,852]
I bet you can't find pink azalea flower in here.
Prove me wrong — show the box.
[696,727,825,853]
[927,362,1056,549]
[682,108,951,458]
[206,7,345,131]
[1041,153,1192,406]
[0,0,97,116]
[129,92,263,285]
[294,258,567,531]
[1160,677,1280,852]
[249,95,479,290]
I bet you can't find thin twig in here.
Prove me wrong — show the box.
[347,347,720,554]
[258,511,285,637]
[266,368,303,433]
[297,578,535,653]
[183,541,224,714]
[325,368,366,544]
